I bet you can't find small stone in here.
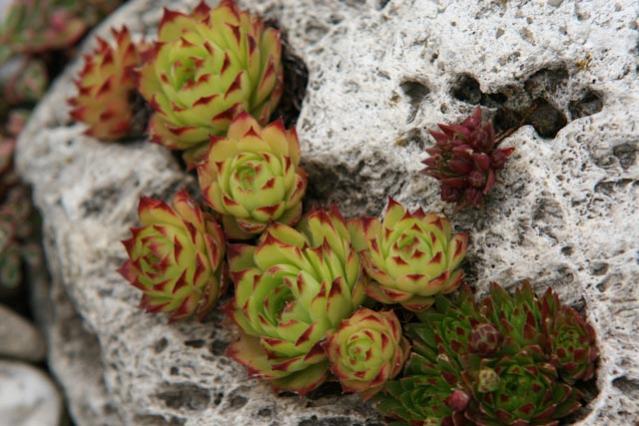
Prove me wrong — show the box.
[0,361,62,426]
[547,0,564,7]
[0,305,46,362]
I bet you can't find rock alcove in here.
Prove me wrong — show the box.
[15,0,639,425]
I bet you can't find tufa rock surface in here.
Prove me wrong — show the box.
[16,0,639,424]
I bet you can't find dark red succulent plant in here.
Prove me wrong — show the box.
[422,107,514,209]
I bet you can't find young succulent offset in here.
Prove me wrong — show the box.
[198,113,307,239]
[119,191,225,321]
[227,207,365,395]
[138,0,283,164]
[69,27,141,140]
[349,199,468,311]
[325,308,410,400]
[422,107,514,209]
[377,283,597,426]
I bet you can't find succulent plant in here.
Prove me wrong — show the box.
[68,27,141,140]
[422,107,514,209]
[0,0,124,54]
[540,288,598,384]
[138,0,283,164]
[348,198,468,312]
[0,136,43,300]
[0,0,86,53]
[0,57,48,106]
[377,283,597,426]
[227,207,365,395]
[198,113,306,239]
[118,190,226,321]
[325,308,410,400]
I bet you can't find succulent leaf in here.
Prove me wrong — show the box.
[422,107,514,209]
[138,0,284,163]
[119,190,226,321]
[325,308,410,400]
[227,207,364,394]
[349,199,468,311]
[68,27,142,140]
[198,113,306,239]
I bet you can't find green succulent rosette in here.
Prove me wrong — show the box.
[349,198,468,311]
[119,190,226,321]
[540,288,598,384]
[198,113,306,239]
[465,352,581,425]
[227,207,365,394]
[138,0,283,163]
[325,308,410,400]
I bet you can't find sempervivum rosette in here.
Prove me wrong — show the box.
[349,198,468,311]
[422,107,514,209]
[138,0,283,163]
[325,308,409,400]
[540,288,598,384]
[198,113,306,239]
[118,190,225,321]
[68,27,141,140]
[226,207,365,394]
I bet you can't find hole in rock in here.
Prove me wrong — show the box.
[266,21,310,128]
[155,383,210,411]
[400,79,430,123]
[451,74,482,105]
[378,0,391,9]
[527,98,568,138]
[133,415,186,426]
[612,142,637,170]
[569,89,603,119]
[451,65,580,139]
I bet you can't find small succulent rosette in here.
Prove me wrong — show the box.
[540,288,598,383]
[118,190,225,321]
[68,27,141,140]
[198,113,306,239]
[349,198,468,311]
[226,207,365,395]
[325,308,409,400]
[466,351,581,426]
[378,283,597,426]
[422,107,514,208]
[138,0,283,163]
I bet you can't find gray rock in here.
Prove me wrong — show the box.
[15,0,639,425]
[0,305,46,362]
[0,361,62,426]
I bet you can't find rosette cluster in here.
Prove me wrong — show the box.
[198,113,306,239]
[226,207,364,394]
[119,191,225,321]
[422,107,514,209]
[69,27,141,140]
[138,0,283,163]
[349,199,468,311]
[377,283,598,426]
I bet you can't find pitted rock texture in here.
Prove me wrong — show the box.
[16,0,639,425]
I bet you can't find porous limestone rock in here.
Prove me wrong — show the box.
[16,0,639,425]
